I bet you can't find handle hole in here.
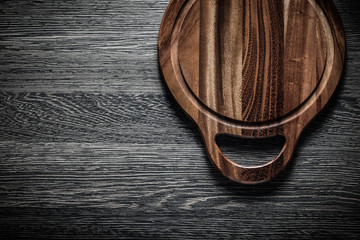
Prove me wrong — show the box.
[215,135,286,167]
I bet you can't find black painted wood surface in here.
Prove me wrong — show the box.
[0,0,359,239]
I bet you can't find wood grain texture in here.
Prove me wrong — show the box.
[0,0,360,239]
[180,0,328,122]
[159,0,346,184]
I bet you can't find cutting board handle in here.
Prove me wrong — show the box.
[202,130,293,184]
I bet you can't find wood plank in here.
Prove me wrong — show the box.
[0,92,358,144]
[0,0,169,93]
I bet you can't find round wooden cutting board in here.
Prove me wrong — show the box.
[158,0,346,184]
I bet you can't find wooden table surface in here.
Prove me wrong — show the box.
[0,0,359,239]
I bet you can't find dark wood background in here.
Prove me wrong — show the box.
[0,0,359,239]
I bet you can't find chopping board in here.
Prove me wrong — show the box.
[158,0,346,184]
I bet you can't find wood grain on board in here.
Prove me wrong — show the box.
[159,0,346,183]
